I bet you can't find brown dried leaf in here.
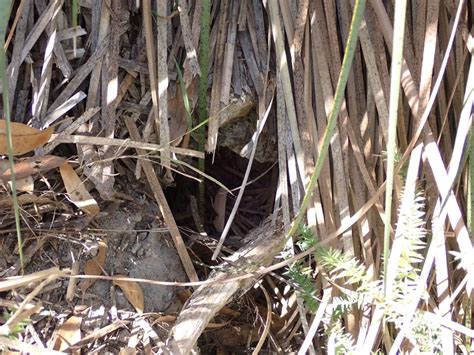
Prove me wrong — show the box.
[113,276,144,314]
[13,175,34,193]
[79,241,107,292]
[59,162,99,216]
[0,120,54,155]
[52,315,82,353]
[1,155,65,181]
[0,159,34,192]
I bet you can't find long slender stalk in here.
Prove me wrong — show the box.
[0,0,23,273]
[286,0,366,243]
[383,0,408,292]
[468,101,473,351]
[197,0,210,215]
[469,91,473,238]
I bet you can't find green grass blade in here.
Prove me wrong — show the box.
[383,0,408,292]
[197,0,210,215]
[198,0,210,137]
[0,0,23,273]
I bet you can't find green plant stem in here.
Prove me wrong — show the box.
[197,0,210,216]
[285,0,366,244]
[383,0,408,293]
[0,0,23,273]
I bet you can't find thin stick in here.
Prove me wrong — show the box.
[252,284,272,355]
[50,133,204,159]
[211,94,274,260]
[124,117,199,283]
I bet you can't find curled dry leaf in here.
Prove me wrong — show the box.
[0,159,34,192]
[79,240,107,292]
[52,315,82,353]
[0,120,54,155]
[59,162,100,216]
[113,276,145,314]
[1,155,65,181]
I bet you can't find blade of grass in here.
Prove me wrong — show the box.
[197,0,210,214]
[0,0,23,273]
[198,0,210,126]
[383,0,408,291]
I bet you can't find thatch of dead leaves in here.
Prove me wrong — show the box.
[0,0,472,354]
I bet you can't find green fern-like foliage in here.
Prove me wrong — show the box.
[314,246,368,286]
[284,263,318,312]
[409,313,443,354]
[384,190,427,325]
[1,310,30,339]
[284,187,441,352]
[324,318,356,354]
[283,225,319,312]
[296,224,317,251]
[393,192,426,280]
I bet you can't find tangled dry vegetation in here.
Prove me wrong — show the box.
[0,0,472,354]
